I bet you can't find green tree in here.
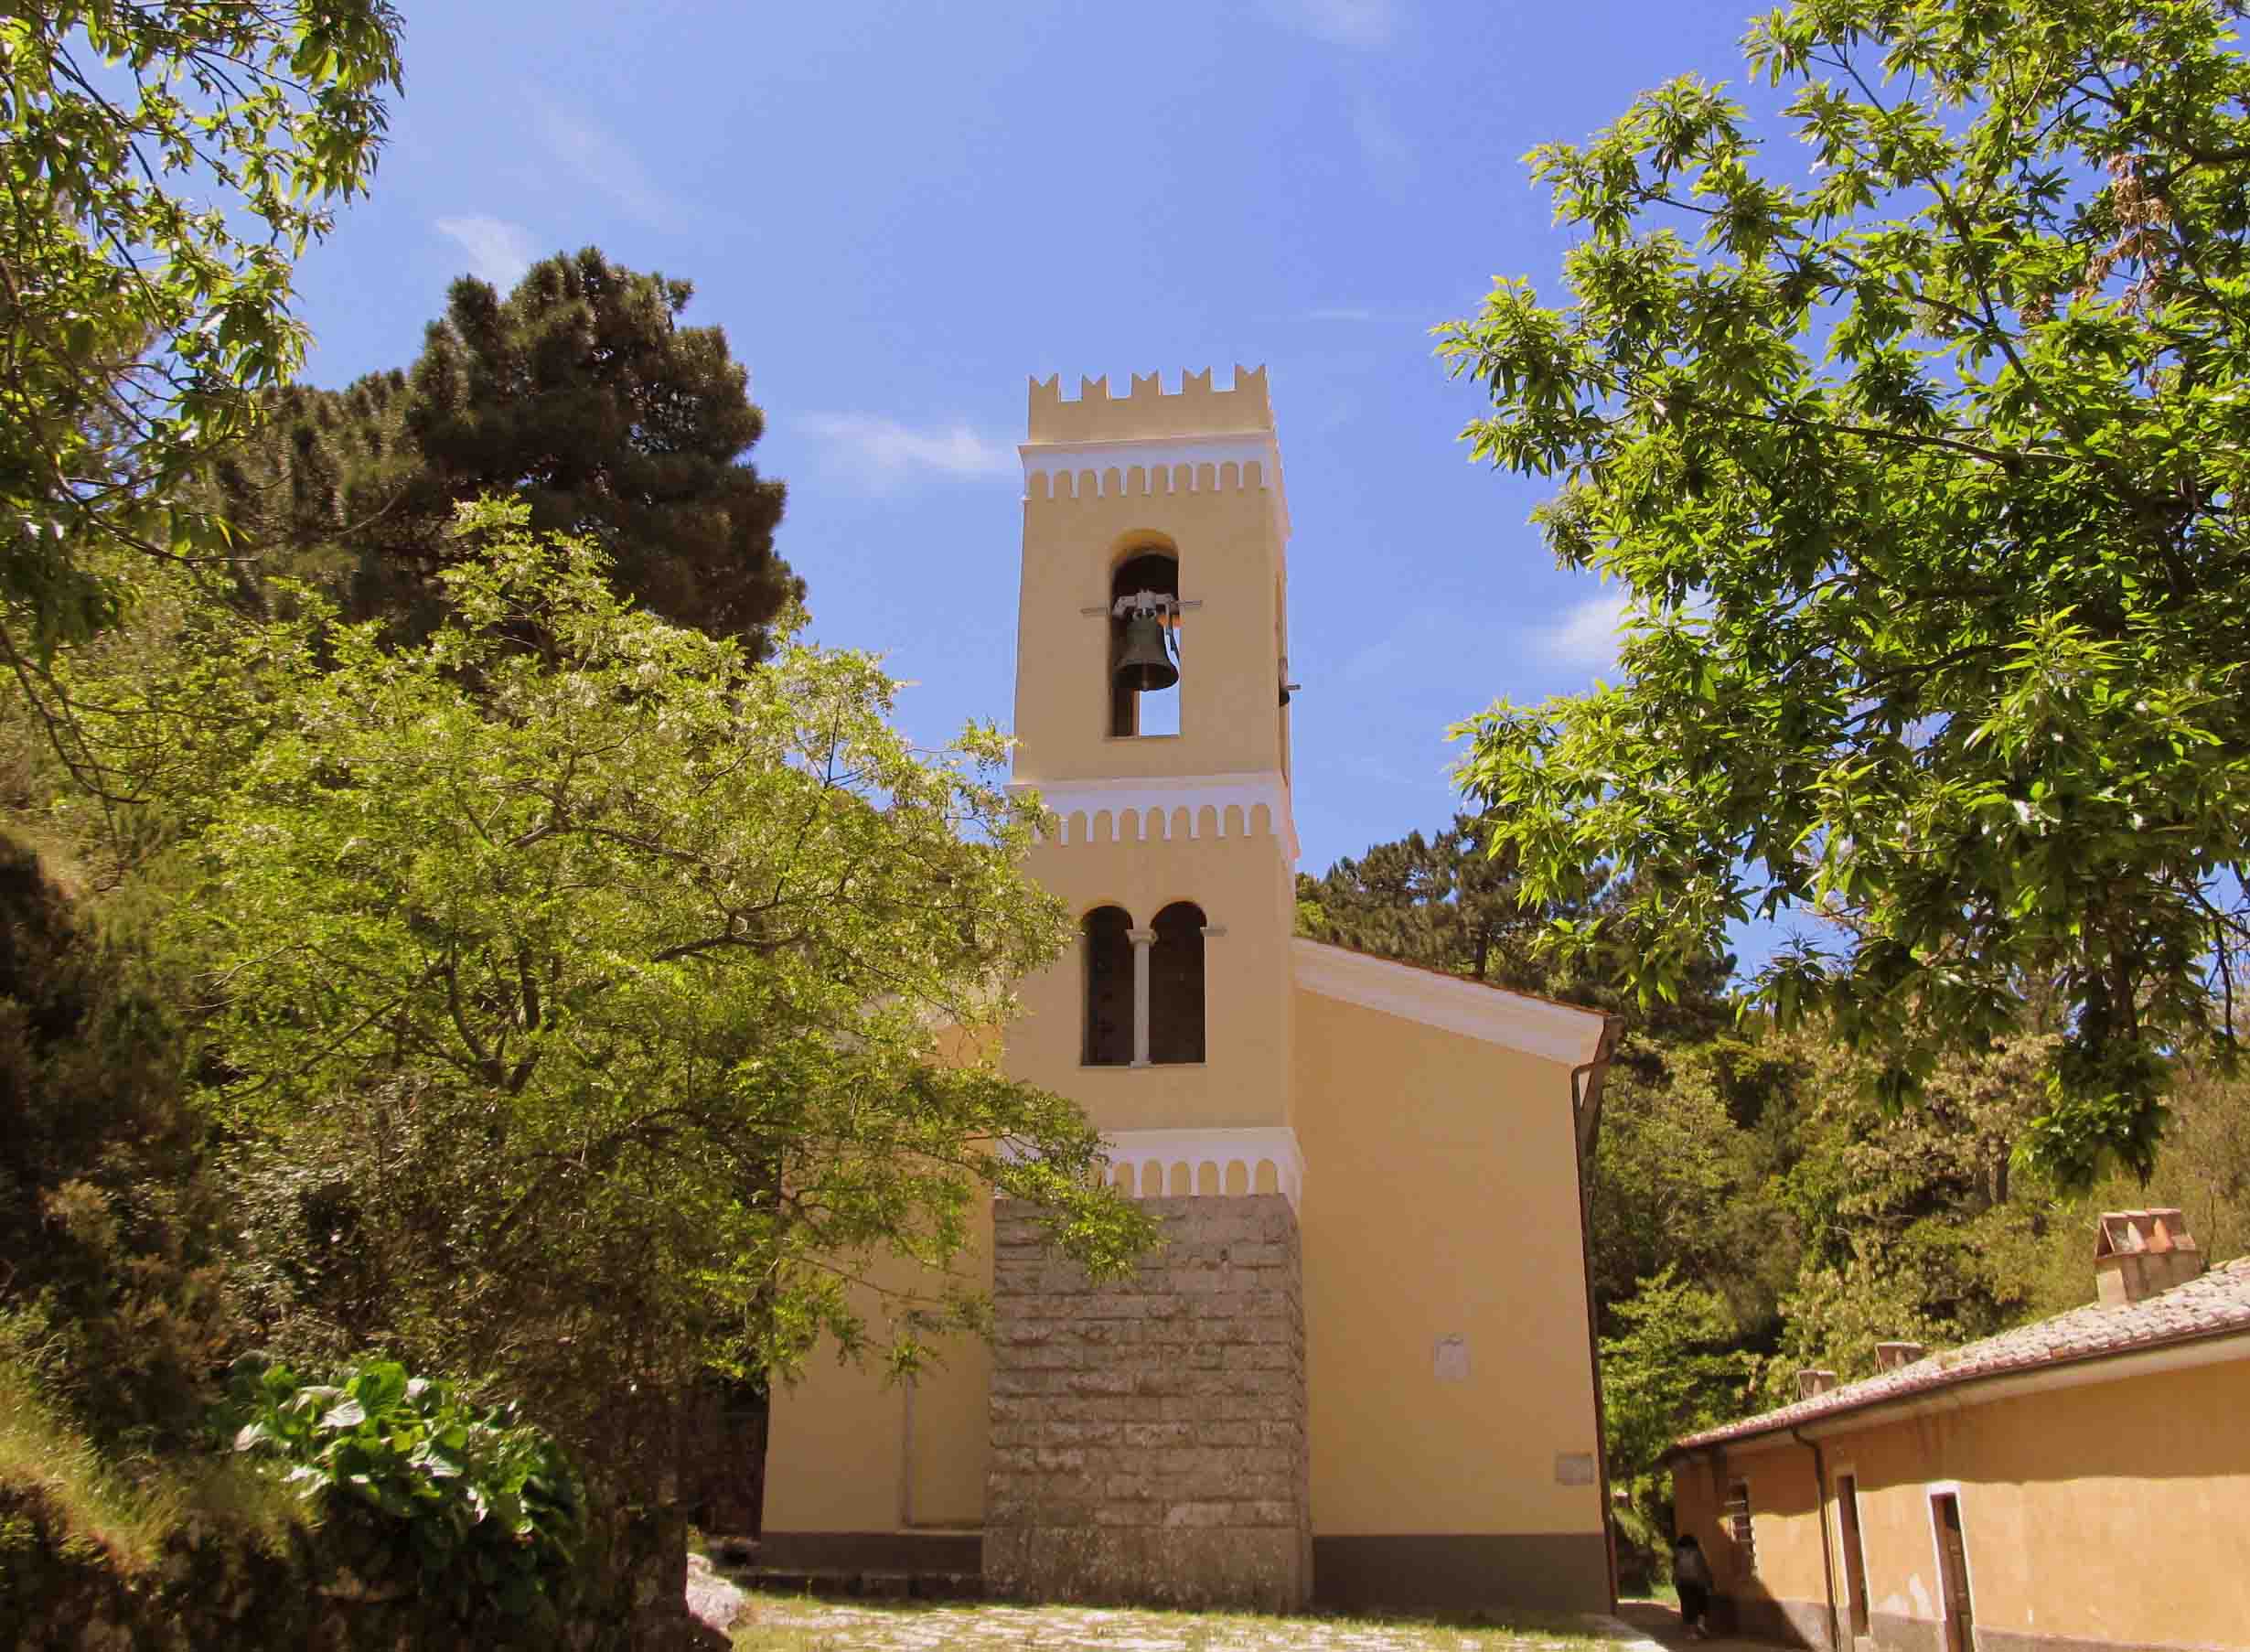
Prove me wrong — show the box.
[1297,817,1736,1050]
[0,831,238,1450]
[1592,1029,1810,1339]
[1296,812,1599,989]
[0,2,402,660]
[2018,1057,2250,1313]
[1599,1265,1756,1561]
[1300,818,1497,977]
[58,499,1147,1487]
[209,250,800,649]
[1442,0,2250,1186]
[1763,1025,2055,1394]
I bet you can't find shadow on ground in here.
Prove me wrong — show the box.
[1613,1601,1781,1652]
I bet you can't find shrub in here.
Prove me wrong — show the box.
[0,831,241,1452]
[229,1358,584,1622]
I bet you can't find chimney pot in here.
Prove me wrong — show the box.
[1796,1369,1838,1400]
[2095,1207,2204,1306]
[1874,1341,1927,1372]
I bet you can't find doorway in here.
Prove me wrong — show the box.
[1836,1473,1870,1638]
[1930,1492,1975,1652]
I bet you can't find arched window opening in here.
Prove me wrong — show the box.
[1082,906,1134,1066]
[1109,550,1181,738]
[1149,901,1205,1065]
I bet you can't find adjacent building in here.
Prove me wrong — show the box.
[1667,1209,2250,1652]
[760,367,1621,1612]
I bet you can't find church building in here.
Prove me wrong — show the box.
[761,366,1620,1614]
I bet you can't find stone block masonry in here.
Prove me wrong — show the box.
[985,1195,1311,1611]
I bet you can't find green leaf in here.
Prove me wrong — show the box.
[319,1399,367,1430]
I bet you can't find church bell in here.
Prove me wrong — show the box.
[1114,612,1179,694]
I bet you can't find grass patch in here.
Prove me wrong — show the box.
[0,1348,308,1576]
[733,1623,848,1652]
[0,1353,177,1572]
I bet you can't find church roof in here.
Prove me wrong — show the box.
[1291,938,1612,1067]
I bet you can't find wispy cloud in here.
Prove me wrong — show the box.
[1272,0,1399,48]
[1351,96,1412,190]
[1540,590,1632,670]
[797,413,1016,481]
[1302,306,1377,323]
[530,102,680,230]
[434,215,540,287]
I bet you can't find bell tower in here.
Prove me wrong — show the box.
[991,368,1312,1609]
[1011,365,1294,793]
[1005,365,1300,1134]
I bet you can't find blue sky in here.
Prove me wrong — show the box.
[288,0,1795,967]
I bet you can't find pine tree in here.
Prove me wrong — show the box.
[1295,812,1597,992]
[210,249,799,650]
[1297,814,1737,1046]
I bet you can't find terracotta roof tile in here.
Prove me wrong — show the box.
[1670,1255,2250,1454]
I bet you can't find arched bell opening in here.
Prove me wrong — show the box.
[1082,905,1134,1067]
[1149,900,1206,1065]
[1109,549,1181,738]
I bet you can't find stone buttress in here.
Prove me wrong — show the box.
[986,1196,1310,1608]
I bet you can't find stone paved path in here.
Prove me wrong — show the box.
[735,1595,1655,1652]
[1611,1602,1777,1652]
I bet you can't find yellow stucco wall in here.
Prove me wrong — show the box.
[905,1324,992,1529]
[1292,985,1604,1539]
[1672,1438,1827,1613]
[769,370,1304,1548]
[1676,1347,2250,1649]
[767,979,1608,1550]
[1006,825,1295,1133]
[763,1319,905,1536]
[761,1207,994,1539]
[1008,367,1298,1132]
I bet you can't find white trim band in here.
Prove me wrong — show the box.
[1020,432,1277,491]
[1009,770,1298,864]
[1019,431,1291,544]
[1100,1126,1305,1212]
[1291,938,1608,1067]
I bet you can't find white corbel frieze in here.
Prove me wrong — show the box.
[1098,1126,1304,1212]
[1007,770,1300,866]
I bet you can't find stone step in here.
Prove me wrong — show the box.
[731,1566,986,1602]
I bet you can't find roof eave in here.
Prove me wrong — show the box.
[1666,1321,2250,1461]
[1290,939,1610,1066]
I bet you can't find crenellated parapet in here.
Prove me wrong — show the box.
[1027,365,1273,443]
[1019,366,1291,540]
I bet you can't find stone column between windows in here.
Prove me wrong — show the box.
[1127,927,1155,1067]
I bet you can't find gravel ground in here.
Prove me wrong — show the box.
[730,1595,1648,1652]
[688,1555,749,1636]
